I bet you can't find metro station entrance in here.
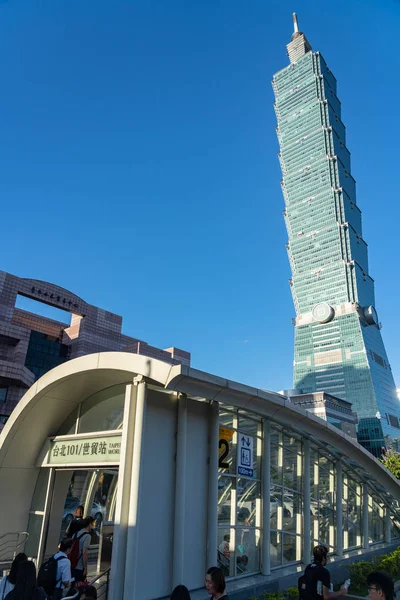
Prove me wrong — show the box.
[43,468,118,578]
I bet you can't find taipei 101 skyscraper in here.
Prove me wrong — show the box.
[272,15,400,455]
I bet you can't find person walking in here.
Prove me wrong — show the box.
[37,538,73,599]
[52,538,74,599]
[0,553,27,599]
[5,560,46,600]
[71,517,94,583]
[299,545,348,600]
[367,572,395,600]
[66,505,84,538]
[205,567,228,600]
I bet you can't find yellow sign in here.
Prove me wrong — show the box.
[219,427,234,469]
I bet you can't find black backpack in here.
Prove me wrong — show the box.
[298,565,318,600]
[37,555,63,595]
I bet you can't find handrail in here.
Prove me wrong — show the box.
[14,532,29,554]
[89,568,110,600]
[90,567,111,585]
[89,567,110,585]
[0,532,29,562]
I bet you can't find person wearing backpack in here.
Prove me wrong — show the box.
[37,538,73,600]
[298,545,348,600]
[0,553,27,599]
[71,517,94,583]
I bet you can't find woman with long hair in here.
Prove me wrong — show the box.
[66,504,85,537]
[0,553,27,599]
[5,560,46,600]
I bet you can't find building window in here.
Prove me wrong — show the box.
[25,331,70,381]
[0,387,8,403]
[218,407,262,577]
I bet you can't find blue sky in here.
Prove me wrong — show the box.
[2,0,400,392]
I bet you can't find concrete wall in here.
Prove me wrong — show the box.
[136,389,177,599]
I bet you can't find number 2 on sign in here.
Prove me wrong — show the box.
[219,439,230,469]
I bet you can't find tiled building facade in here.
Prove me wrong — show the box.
[0,270,190,428]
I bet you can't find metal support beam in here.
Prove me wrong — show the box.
[335,461,343,557]
[385,506,391,544]
[37,468,55,567]
[207,401,219,569]
[303,439,311,563]
[262,419,271,576]
[362,483,369,550]
[173,394,187,586]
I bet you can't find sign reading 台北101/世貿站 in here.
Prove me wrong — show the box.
[237,434,254,478]
[47,434,122,466]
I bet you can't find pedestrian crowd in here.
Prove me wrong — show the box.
[0,538,396,600]
[0,510,97,600]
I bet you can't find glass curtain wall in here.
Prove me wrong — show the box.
[270,426,303,568]
[310,449,336,551]
[369,495,385,544]
[218,408,262,577]
[343,474,362,550]
[218,403,400,580]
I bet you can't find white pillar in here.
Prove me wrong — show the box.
[385,506,391,544]
[207,401,219,568]
[261,419,271,576]
[173,394,188,586]
[303,439,311,563]
[335,461,343,557]
[123,378,147,599]
[109,383,138,600]
[362,483,369,550]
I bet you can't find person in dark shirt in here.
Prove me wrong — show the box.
[66,505,85,537]
[305,545,348,600]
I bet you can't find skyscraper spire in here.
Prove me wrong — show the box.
[287,12,312,63]
[293,12,299,34]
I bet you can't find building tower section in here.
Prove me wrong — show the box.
[272,15,400,454]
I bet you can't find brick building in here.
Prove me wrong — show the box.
[0,270,190,428]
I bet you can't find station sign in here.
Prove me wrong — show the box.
[237,434,254,478]
[46,433,122,466]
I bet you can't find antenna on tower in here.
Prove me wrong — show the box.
[293,13,299,33]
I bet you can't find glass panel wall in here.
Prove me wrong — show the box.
[78,385,126,433]
[310,448,335,552]
[369,495,385,544]
[218,408,262,577]
[270,426,302,568]
[390,515,400,539]
[343,474,362,550]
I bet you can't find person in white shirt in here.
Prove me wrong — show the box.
[52,538,73,600]
[0,553,27,600]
